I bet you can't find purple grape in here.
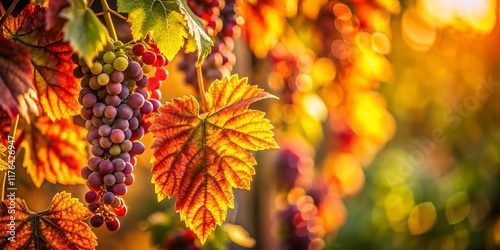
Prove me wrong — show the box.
[120,140,133,152]
[135,88,149,99]
[136,76,149,88]
[88,203,99,213]
[124,129,132,140]
[110,71,124,83]
[99,160,114,175]
[102,192,116,204]
[113,158,125,172]
[89,76,100,90]
[131,127,144,140]
[140,100,153,114]
[106,217,120,231]
[99,136,113,149]
[88,156,103,171]
[111,118,129,131]
[118,85,130,99]
[125,61,143,80]
[81,166,93,179]
[81,107,93,120]
[150,99,161,112]
[97,88,108,99]
[114,172,126,184]
[127,93,145,109]
[82,93,97,108]
[90,214,104,228]
[102,117,116,125]
[104,174,117,186]
[87,172,103,188]
[93,103,106,117]
[110,129,125,144]
[123,163,133,175]
[91,144,104,156]
[131,141,145,155]
[104,105,117,119]
[85,120,93,130]
[112,183,127,196]
[85,190,99,203]
[92,115,104,127]
[117,105,133,120]
[124,174,135,186]
[98,124,112,137]
[80,75,91,88]
[106,95,122,106]
[117,152,131,162]
[128,117,139,130]
[106,82,122,95]
[86,129,99,144]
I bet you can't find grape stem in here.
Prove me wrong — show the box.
[0,115,19,200]
[196,65,209,112]
[100,0,118,41]
[0,0,20,27]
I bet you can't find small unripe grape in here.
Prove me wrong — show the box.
[103,63,115,75]
[109,144,122,156]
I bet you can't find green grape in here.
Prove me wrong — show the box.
[142,64,153,74]
[115,51,127,59]
[109,144,121,156]
[90,62,103,75]
[104,41,115,51]
[103,64,115,75]
[98,73,110,85]
[78,58,86,67]
[103,51,116,64]
[113,57,129,72]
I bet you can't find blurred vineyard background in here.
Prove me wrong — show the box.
[10,0,500,249]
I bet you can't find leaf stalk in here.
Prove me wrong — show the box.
[99,0,118,41]
[196,65,209,112]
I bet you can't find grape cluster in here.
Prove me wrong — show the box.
[163,228,200,250]
[178,0,240,87]
[74,39,167,231]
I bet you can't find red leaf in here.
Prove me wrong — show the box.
[17,115,87,187]
[0,192,97,249]
[0,35,38,122]
[46,0,70,31]
[2,4,80,121]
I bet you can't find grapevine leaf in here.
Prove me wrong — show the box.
[17,115,87,187]
[177,0,213,65]
[150,74,279,243]
[0,143,7,171]
[46,0,70,31]
[60,0,111,66]
[3,4,81,121]
[117,0,189,61]
[0,192,97,249]
[0,35,39,123]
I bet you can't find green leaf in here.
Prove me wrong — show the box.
[117,0,189,61]
[177,0,213,65]
[59,0,110,66]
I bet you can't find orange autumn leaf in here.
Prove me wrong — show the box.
[0,192,97,249]
[150,74,279,243]
[17,115,87,187]
[2,4,80,121]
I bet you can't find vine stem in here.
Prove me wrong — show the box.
[1,115,19,200]
[99,0,118,41]
[196,65,209,112]
[0,0,20,27]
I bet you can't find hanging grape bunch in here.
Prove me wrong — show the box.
[178,0,239,86]
[73,39,168,231]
